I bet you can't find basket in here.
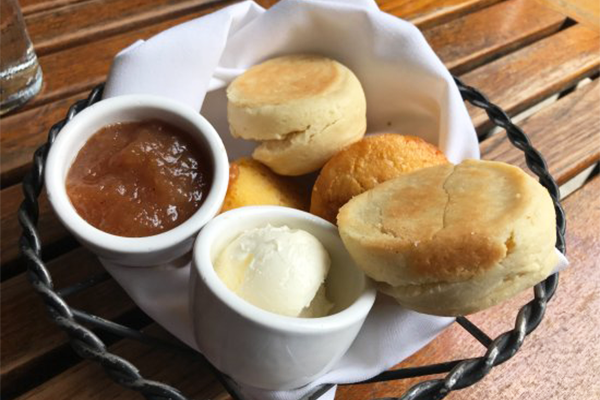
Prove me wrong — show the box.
[18,76,566,400]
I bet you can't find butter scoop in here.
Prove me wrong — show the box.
[214,224,333,317]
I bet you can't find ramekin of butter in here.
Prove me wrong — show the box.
[191,206,377,390]
[45,94,229,266]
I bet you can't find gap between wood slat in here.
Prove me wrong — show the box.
[2,18,597,278]
[4,77,598,399]
[479,78,600,185]
[560,163,598,200]
[335,175,600,400]
[534,0,600,32]
[12,325,226,400]
[481,75,595,139]
[378,0,503,29]
[0,0,578,188]
[0,247,144,398]
[0,186,72,280]
[424,0,568,75]
[25,0,236,57]
[464,24,600,133]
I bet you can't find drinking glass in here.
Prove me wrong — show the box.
[1,0,43,115]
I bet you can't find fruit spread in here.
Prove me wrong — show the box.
[66,120,212,237]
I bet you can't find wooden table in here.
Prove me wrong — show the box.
[1,1,599,399]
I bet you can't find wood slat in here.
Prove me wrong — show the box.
[2,1,592,260]
[20,0,89,16]
[0,247,137,391]
[1,92,92,188]
[423,0,566,75]
[0,0,572,187]
[0,0,589,271]
[26,0,235,110]
[15,175,600,400]
[1,0,236,187]
[15,326,227,400]
[221,0,503,29]
[337,174,600,400]
[20,0,500,114]
[535,0,600,31]
[24,0,229,56]
[0,184,69,273]
[3,1,597,399]
[481,79,600,185]
[19,0,504,30]
[7,82,596,400]
[463,24,600,133]
[377,0,502,29]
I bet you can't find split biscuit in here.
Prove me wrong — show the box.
[227,54,367,176]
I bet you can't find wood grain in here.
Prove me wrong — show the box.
[463,24,600,133]
[0,185,69,274]
[20,0,90,16]
[377,0,502,29]
[1,0,238,186]
[184,0,502,29]
[26,0,235,111]
[0,247,137,391]
[0,0,574,186]
[3,1,599,399]
[535,0,600,31]
[481,79,600,185]
[6,82,596,399]
[423,0,566,75]
[1,92,93,188]
[14,326,226,400]
[14,176,599,400]
[336,175,600,399]
[24,0,230,56]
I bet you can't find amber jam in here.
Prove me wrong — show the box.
[66,120,213,237]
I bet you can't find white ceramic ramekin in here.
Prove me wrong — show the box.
[191,206,377,390]
[45,94,229,266]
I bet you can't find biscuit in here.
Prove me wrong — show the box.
[310,134,448,224]
[227,54,367,176]
[221,158,309,212]
[338,159,557,316]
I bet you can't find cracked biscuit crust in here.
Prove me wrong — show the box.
[338,159,557,315]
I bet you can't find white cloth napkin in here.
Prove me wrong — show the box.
[101,1,569,399]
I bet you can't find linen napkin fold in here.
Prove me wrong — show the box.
[101,1,569,399]
[104,0,479,163]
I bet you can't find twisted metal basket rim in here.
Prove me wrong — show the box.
[18,78,566,400]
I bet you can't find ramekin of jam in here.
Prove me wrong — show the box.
[45,95,229,267]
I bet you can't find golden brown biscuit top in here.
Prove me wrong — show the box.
[339,160,545,283]
[228,55,342,106]
[221,158,310,212]
[379,161,533,280]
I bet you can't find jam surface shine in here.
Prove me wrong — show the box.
[66,120,212,237]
